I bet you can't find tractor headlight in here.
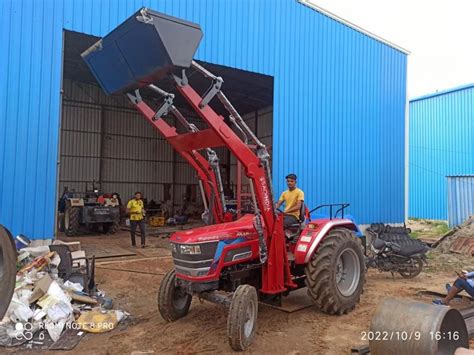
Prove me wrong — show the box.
[170,243,177,253]
[179,244,202,255]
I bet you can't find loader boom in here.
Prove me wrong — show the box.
[128,92,225,224]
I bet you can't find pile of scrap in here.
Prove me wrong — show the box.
[0,240,128,350]
[435,216,474,256]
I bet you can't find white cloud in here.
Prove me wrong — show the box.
[307,0,474,97]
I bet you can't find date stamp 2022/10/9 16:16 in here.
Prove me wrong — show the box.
[361,330,461,342]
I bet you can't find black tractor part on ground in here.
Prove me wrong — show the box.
[366,223,429,254]
[0,225,17,320]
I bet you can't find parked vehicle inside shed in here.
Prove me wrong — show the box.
[58,185,120,236]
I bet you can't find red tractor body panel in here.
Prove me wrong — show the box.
[293,218,358,264]
[171,214,258,244]
[171,215,357,287]
[171,214,260,282]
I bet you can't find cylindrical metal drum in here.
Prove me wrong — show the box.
[369,298,468,355]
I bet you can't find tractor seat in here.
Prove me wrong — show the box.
[286,202,306,229]
[285,203,306,241]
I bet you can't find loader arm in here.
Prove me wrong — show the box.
[128,92,225,224]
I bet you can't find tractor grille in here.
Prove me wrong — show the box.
[171,241,218,277]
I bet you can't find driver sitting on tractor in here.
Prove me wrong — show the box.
[275,173,305,229]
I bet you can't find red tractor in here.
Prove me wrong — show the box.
[83,8,365,351]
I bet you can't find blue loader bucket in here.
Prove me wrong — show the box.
[81,8,203,95]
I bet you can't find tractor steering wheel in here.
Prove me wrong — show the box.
[276,208,290,216]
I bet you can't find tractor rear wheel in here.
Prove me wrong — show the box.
[305,228,365,315]
[64,206,81,236]
[227,284,258,351]
[158,269,192,322]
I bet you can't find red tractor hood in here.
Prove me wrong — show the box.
[171,214,258,243]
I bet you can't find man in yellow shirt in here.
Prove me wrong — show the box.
[275,174,305,228]
[127,191,146,248]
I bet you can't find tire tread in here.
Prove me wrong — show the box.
[304,228,365,315]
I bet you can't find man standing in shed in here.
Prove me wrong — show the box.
[127,191,146,248]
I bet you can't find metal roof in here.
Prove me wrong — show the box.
[410,83,474,102]
[298,0,410,55]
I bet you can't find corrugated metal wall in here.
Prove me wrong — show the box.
[229,107,273,195]
[409,85,474,220]
[60,78,202,207]
[0,0,407,239]
[447,176,474,227]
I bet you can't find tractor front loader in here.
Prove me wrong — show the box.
[83,8,365,351]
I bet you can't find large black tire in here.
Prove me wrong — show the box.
[399,256,423,279]
[64,206,81,236]
[305,228,365,315]
[158,269,192,322]
[227,284,258,351]
[0,225,17,320]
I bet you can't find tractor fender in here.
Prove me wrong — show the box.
[294,219,358,264]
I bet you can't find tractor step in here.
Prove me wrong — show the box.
[350,345,370,354]
[198,291,232,307]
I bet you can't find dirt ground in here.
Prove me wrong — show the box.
[29,229,468,355]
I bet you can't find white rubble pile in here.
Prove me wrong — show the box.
[0,244,128,348]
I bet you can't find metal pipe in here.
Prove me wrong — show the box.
[216,91,265,149]
[191,60,218,80]
[169,106,196,132]
[369,298,468,355]
[198,180,208,211]
[229,115,248,144]
[148,84,170,97]
[206,149,227,213]
[249,181,267,263]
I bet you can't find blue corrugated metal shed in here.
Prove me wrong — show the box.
[0,0,407,239]
[447,176,474,227]
[409,84,474,220]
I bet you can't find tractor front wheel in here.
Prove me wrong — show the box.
[158,269,192,322]
[227,284,258,351]
[305,228,365,315]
